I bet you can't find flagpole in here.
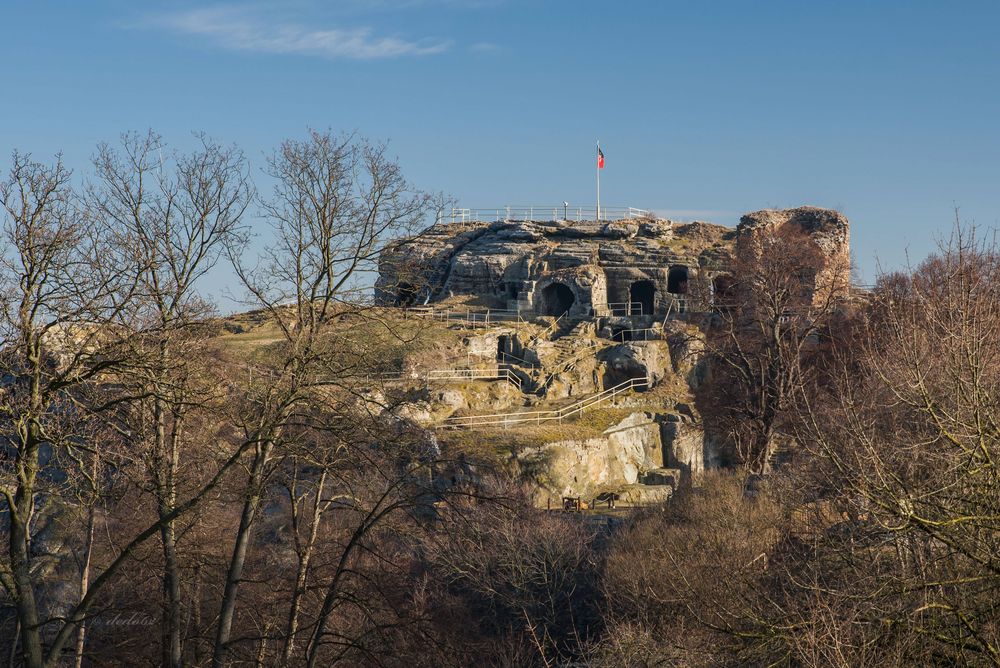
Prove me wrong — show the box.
[596,140,601,222]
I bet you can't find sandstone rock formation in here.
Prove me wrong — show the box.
[381,207,852,505]
[377,218,737,319]
[522,411,705,502]
[736,206,851,305]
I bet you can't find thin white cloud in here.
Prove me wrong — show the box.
[138,6,450,60]
[469,41,500,53]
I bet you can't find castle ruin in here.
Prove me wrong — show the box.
[376,205,851,505]
[377,206,849,320]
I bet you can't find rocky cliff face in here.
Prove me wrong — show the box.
[519,410,707,503]
[382,207,852,506]
[377,218,736,318]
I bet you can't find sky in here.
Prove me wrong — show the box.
[2,0,999,308]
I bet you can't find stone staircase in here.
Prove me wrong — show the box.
[537,320,598,394]
[766,441,795,472]
[551,316,584,340]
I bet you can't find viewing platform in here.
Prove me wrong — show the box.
[439,205,653,224]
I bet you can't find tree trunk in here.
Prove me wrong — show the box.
[281,470,326,666]
[7,620,20,668]
[11,420,44,668]
[192,564,203,667]
[74,487,97,668]
[211,440,272,668]
[157,403,183,668]
[11,512,43,668]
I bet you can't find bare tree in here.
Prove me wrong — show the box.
[793,226,1000,664]
[0,151,144,668]
[428,487,601,666]
[210,130,432,667]
[86,130,251,667]
[0,147,258,668]
[699,223,851,473]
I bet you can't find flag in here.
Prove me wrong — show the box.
[597,147,605,169]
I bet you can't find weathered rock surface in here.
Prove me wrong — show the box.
[378,218,736,316]
[601,341,668,388]
[379,208,850,324]
[433,389,467,411]
[661,418,705,483]
[618,484,673,505]
[523,411,705,502]
[737,206,851,304]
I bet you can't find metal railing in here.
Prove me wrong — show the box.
[607,301,645,317]
[360,365,521,390]
[610,327,658,343]
[527,311,568,346]
[498,351,539,369]
[664,296,687,318]
[425,366,522,390]
[404,305,531,328]
[440,206,652,224]
[441,376,647,428]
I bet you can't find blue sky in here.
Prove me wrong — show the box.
[2,1,999,306]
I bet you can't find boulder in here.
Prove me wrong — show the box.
[602,341,667,387]
[523,412,665,499]
[463,331,502,358]
[604,412,664,484]
[392,401,434,425]
[434,388,467,411]
[618,484,673,506]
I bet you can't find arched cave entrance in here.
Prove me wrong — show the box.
[395,282,419,307]
[667,266,689,295]
[539,282,576,317]
[712,274,736,307]
[629,280,656,316]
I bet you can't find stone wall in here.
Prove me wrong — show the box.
[736,206,851,305]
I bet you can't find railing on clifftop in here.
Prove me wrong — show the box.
[440,206,653,224]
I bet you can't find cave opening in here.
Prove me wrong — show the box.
[667,266,689,294]
[539,282,576,317]
[629,279,656,315]
[712,274,736,307]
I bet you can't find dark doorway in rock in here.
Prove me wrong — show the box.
[395,282,419,306]
[610,326,633,342]
[629,279,656,316]
[712,274,736,306]
[539,282,575,317]
[667,266,689,294]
